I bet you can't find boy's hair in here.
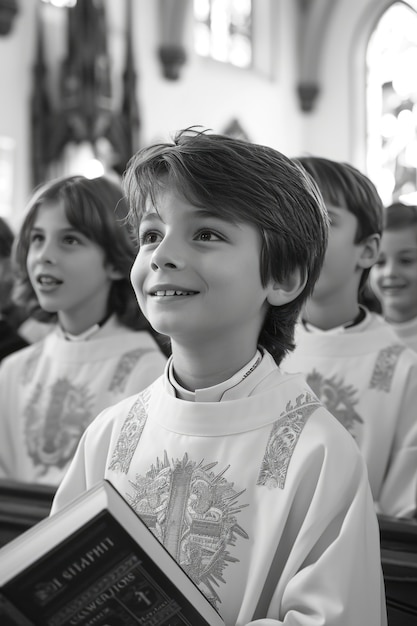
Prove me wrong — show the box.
[0,217,14,259]
[13,175,149,331]
[123,128,328,364]
[295,156,383,291]
[383,202,417,233]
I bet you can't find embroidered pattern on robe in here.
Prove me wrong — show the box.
[126,452,248,607]
[306,369,363,437]
[109,348,153,393]
[107,388,151,473]
[369,344,405,392]
[106,388,321,604]
[24,378,94,472]
[257,391,320,489]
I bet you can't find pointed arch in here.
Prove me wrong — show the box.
[350,0,417,189]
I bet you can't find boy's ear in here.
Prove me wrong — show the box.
[357,233,380,269]
[266,268,308,307]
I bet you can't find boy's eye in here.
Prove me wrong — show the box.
[63,235,81,245]
[29,232,43,244]
[194,230,222,242]
[139,230,161,245]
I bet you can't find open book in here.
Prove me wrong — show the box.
[0,480,225,626]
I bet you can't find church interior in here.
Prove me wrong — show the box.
[1,1,417,624]
[1,0,417,225]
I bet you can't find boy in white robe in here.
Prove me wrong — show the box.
[283,157,417,518]
[0,175,167,486]
[52,130,386,625]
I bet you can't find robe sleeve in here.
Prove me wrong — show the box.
[242,416,387,626]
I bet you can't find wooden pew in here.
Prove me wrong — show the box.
[378,515,417,626]
[0,479,55,548]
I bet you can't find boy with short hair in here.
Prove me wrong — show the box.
[370,202,417,352]
[52,131,386,625]
[283,156,417,519]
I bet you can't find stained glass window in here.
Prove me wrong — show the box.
[194,0,252,69]
[366,2,417,205]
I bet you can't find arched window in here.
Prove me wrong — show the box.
[193,0,252,69]
[366,2,417,205]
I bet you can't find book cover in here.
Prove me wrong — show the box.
[0,480,225,626]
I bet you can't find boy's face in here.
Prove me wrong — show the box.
[370,227,417,323]
[309,203,365,303]
[130,186,271,352]
[26,200,116,333]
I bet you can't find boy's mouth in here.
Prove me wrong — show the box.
[380,282,407,292]
[151,289,198,297]
[37,274,63,286]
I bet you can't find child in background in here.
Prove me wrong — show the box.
[0,216,28,360]
[370,202,417,352]
[52,130,386,625]
[283,156,417,518]
[0,175,167,486]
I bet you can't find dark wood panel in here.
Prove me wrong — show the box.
[0,479,55,547]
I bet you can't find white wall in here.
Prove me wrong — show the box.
[0,0,390,224]
[119,0,304,153]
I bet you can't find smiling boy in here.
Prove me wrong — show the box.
[370,202,417,352]
[133,186,277,388]
[52,130,386,625]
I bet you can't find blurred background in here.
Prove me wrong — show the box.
[1,0,417,226]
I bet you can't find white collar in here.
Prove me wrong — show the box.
[58,314,113,342]
[165,349,279,402]
[61,324,101,342]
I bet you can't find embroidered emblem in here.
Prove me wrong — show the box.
[24,378,94,472]
[20,342,44,385]
[109,348,153,393]
[107,388,151,473]
[257,392,320,489]
[127,452,248,607]
[369,344,405,392]
[306,369,363,437]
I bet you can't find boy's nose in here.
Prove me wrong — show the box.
[150,238,185,271]
[381,260,397,276]
[36,240,57,264]
[151,257,177,270]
